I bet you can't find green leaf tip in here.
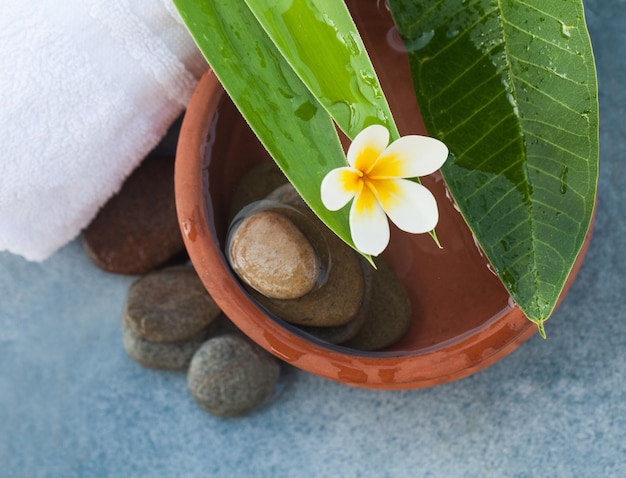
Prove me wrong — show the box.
[535,320,547,340]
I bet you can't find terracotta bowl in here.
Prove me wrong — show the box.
[174,2,591,389]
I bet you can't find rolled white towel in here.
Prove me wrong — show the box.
[0,0,207,261]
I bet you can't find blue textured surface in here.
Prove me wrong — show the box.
[2,2,625,477]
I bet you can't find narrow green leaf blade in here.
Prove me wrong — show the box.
[243,0,398,141]
[173,0,355,251]
[388,0,599,327]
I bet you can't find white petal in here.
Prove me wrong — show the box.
[381,179,439,234]
[379,135,448,178]
[349,198,390,256]
[320,167,358,211]
[347,124,389,169]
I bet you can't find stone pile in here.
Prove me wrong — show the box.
[84,156,281,418]
[84,156,414,417]
[227,164,412,351]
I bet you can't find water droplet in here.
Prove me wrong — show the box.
[277,87,294,100]
[340,31,361,57]
[501,267,517,294]
[294,101,317,121]
[507,296,517,309]
[358,69,383,99]
[329,101,356,131]
[444,186,462,213]
[560,22,572,38]
[181,218,197,242]
[560,166,569,194]
[404,30,435,51]
[506,92,519,116]
[386,26,406,53]
[376,0,390,14]
[580,108,591,122]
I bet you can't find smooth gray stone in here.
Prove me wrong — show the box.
[122,320,210,371]
[187,334,281,417]
[124,265,222,343]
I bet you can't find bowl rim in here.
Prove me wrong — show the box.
[174,69,591,389]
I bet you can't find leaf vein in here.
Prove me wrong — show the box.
[501,18,579,57]
[522,118,588,138]
[423,7,500,65]
[441,91,511,141]
[430,48,506,104]
[524,131,588,161]
[509,55,586,86]
[513,77,580,115]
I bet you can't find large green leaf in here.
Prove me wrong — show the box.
[173,0,353,250]
[243,0,398,140]
[174,0,403,261]
[388,0,599,334]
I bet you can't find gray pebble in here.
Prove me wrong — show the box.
[125,265,222,343]
[122,319,211,371]
[187,334,280,417]
[343,257,412,351]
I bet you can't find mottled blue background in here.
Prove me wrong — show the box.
[1,2,624,476]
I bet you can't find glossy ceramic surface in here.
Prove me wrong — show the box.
[174,1,591,389]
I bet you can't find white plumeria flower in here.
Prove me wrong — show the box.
[320,124,448,256]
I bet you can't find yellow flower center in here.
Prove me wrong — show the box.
[353,145,380,174]
[340,167,399,215]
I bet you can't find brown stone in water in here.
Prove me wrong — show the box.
[342,257,412,351]
[249,205,366,328]
[124,265,222,343]
[265,184,410,346]
[83,155,185,275]
[228,211,320,299]
[298,259,373,344]
[229,161,287,220]
[265,182,304,207]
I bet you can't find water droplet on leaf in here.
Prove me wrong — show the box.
[560,166,569,194]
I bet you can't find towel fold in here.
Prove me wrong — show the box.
[0,0,207,261]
